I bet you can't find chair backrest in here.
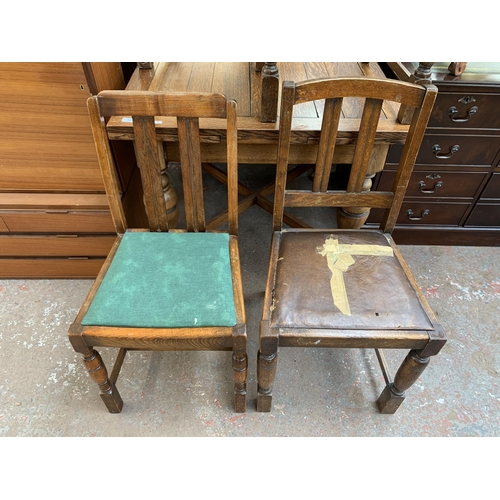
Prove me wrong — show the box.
[87,90,238,235]
[272,77,438,233]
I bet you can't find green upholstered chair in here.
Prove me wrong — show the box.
[68,91,247,413]
[257,77,446,414]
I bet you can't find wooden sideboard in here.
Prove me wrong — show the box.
[0,63,135,278]
[367,62,500,246]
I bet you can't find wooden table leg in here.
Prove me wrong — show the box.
[158,142,179,228]
[337,144,389,229]
[203,163,313,230]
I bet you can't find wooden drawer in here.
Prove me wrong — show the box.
[368,201,470,226]
[0,258,106,278]
[377,170,486,199]
[0,211,115,233]
[427,92,500,129]
[479,172,500,199]
[387,135,500,166]
[0,235,116,257]
[465,203,500,226]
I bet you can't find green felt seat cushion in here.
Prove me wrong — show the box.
[81,231,237,328]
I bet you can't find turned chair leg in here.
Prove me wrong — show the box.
[232,352,248,413]
[257,350,278,412]
[82,348,123,413]
[377,349,430,414]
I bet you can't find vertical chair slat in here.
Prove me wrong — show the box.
[272,82,296,232]
[177,117,205,232]
[346,98,383,193]
[313,97,343,192]
[132,115,169,232]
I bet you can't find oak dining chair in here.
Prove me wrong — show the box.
[257,77,446,413]
[68,90,247,413]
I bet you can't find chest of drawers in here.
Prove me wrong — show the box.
[368,62,500,245]
[0,63,133,277]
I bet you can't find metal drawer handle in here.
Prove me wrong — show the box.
[418,180,443,194]
[406,209,429,221]
[432,144,459,159]
[448,105,478,122]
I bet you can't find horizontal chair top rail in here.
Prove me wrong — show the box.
[293,77,430,108]
[96,90,229,118]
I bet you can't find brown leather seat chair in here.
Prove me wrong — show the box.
[257,77,446,413]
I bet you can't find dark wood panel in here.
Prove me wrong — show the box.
[387,226,500,246]
[428,92,500,129]
[479,172,500,199]
[369,201,469,226]
[377,170,486,199]
[465,203,500,226]
[380,62,500,245]
[387,135,500,166]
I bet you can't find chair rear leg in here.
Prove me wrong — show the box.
[376,349,429,414]
[82,348,123,413]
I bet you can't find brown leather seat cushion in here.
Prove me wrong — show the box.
[270,231,433,331]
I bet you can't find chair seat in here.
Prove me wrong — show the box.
[82,231,237,328]
[270,230,433,332]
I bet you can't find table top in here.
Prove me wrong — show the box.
[107,62,409,145]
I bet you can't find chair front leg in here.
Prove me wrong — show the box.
[232,326,247,413]
[257,322,278,412]
[82,347,123,413]
[232,352,248,413]
[376,349,430,414]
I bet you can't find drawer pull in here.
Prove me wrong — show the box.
[432,144,459,159]
[418,180,443,194]
[406,209,429,221]
[448,105,478,123]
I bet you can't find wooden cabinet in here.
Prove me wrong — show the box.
[368,62,500,245]
[0,63,128,277]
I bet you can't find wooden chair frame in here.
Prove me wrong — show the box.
[68,91,247,413]
[257,77,446,414]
